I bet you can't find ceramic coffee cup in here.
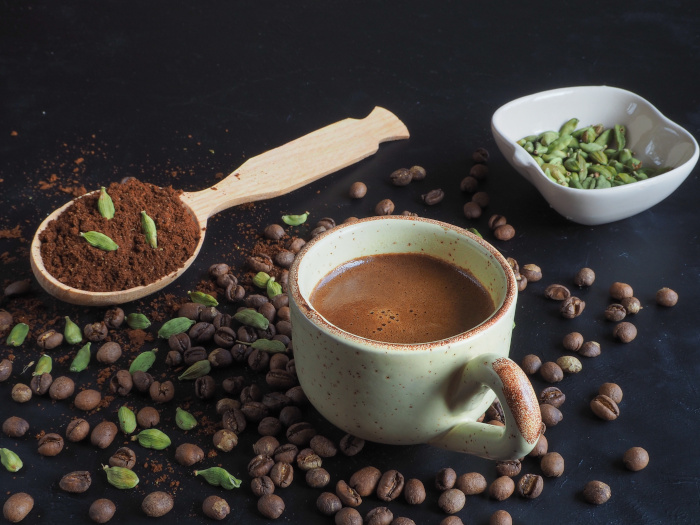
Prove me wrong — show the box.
[288,216,541,459]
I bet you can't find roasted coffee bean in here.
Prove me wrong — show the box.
[2,492,34,523]
[178,302,204,320]
[460,175,479,192]
[562,331,583,352]
[539,386,566,408]
[375,198,395,215]
[310,225,327,237]
[96,342,122,363]
[286,421,316,447]
[470,162,488,179]
[275,320,292,337]
[104,307,126,328]
[222,376,246,395]
[521,263,542,282]
[273,443,299,464]
[605,303,627,322]
[579,340,601,358]
[109,447,137,469]
[30,373,52,395]
[489,510,512,525]
[270,461,294,488]
[259,302,277,324]
[11,383,32,403]
[455,472,486,495]
[541,451,565,477]
[0,358,12,382]
[544,284,571,300]
[134,406,159,428]
[390,168,412,186]
[263,224,285,240]
[574,267,596,287]
[225,283,246,302]
[261,391,290,412]
[209,262,230,277]
[613,321,637,343]
[0,310,13,332]
[213,312,233,329]
[251,476,275,497]
[348,466,381,497]
[620,296,641,315]
[266,369,297,390]
[287,237,306,254]
[557,355,582,374]
[3,416,29,438]
[435,467,457,490]
[37,329,63,350]
[37,433,64,456]
[339,433,364,456]
[194,375,215,400]
[496,459,521,477]
[213,326,236,348]
[540,361,564,383]
[165,350,183,367]
[286,385,308,405]
[438,488,466,514]
[142,491,174,517]
[599,382,623,403]
[316,491,342,516]
[623,446,649,471]
[64,418,89,442]
[246,294,269,309]
[149,380,175,403]
[240,384,262,403]
[591,394,620,420]
[486,399,505,423]
[489,476,515,501]
[520,354,541,375]
[309,435,337,458]
[336,479,362,507]
[473,147,490,162]
[241,401,268,422]
[306,467,331,488]
[174,443,204,466]
[365,507,393,525]
[517,473,543,498]
[316,217,336,230]
[4,279,31,297]
[109,369,133,396]
[296,448,323,471]
[376,469,404,502]
[59,471,91,493]
[561,296,585,318]
[84,321,108,342]
[463,201,482,219]
[247,254,274,273]
[189,322,215,344]
[248,454,274,478]
[494,223,516,241]
[258,417,282,436]
[89,498,116,523]
[199,306,221,323]
[132,371,154,393]
[247,349,270,374]
[540,404,563,427]
[609,282,633,300]
[471,191,489,208]
[268,353,289,371]
[74,389,102,410]
[202,494,230,521]
[583,480,611,504]
[278,406,302,428]
[253,436,280,456]
[349,181,367,199]
[91,421,118,449]
[528,433,548,457]
[274,250,295,268]
[422,188,445,205]
[213,429,238,452]
[403,478,426,505]
[222,408,246,434]
[656,287,678,307]
[257,493,284,519]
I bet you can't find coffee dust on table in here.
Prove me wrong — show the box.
[39,178,200,292]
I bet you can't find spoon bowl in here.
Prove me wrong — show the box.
[30,107,409,306]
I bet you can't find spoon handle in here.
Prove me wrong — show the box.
[182,107,409,221]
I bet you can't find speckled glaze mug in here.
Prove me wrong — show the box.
[288,216,541,460]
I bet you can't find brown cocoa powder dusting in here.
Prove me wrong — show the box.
[38,178,201,292]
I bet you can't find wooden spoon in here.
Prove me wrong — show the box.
[30,107,409,306]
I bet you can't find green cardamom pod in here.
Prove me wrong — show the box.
[178,359,211,380]
[97,186,115,219]
[187,291,218,307]
[118,406,137,434]
[233,309,269,330]
[175,407,197,431]
[80,231,119,251]
[126,312,151,330]
[249,338,287,353]
[64,316,83,344]
[69,342,92,372]
[158,317,196,339]
[128,349,157,374]
[281,212,308,226]
[6,323,29,346]
[140,211,157,248]
[467,227,483,238]
[0,448,23,472]
[252,272,271,288]
[194,467,242,489]
[266,278,282,299]
[103,464,139,489]
[131,428,171,450]
[33,354,52,376]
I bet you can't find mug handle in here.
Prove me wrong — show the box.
[428,354,542,460]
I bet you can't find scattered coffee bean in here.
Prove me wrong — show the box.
[174,443,204,466]
[270,461,294,488]
[2,492,34,523]
[488,214,507,230]
[455,472,486,495]
[365,506,393,525]
[248,454,275,478]
[403,478,426,505]
[334,507,362,525]
[463,201,482,219]
[574,267,595,287]
[339,433,365,456]
[37,329,63,350]
[89,498,116,523]
[0,358,12,382]
[306,467,331,488]
[489,476,515,501]
[59,471,92,493]
[528,434,548,457]
[540,361,564,383]
[316,492,342,516]
[84,321,108,342]
[539,386,565,408]
[136,406,160,428]
[620,296,641,314]
[521,263,542,282]
[494,223,516,241]
[541,451,565,477]
[604,303,627,321]
[613,321,637,343]
[348,466,382,497]
[556,355,582,374]
[142,491,174,517]
[375,199,395,215]
[90,421,118,449]
[544,284,570,301]
[579,340,601,358]
[517,473,543,498]
[310,435,337,458]
[598,382,623,404]
[438,488,466,514]
[609,282,633,300]
[203,495,230,521]
[37,433,64,456]
[470,163,488,179]
[623,446,649,471]
[4,279,31,297]
[521,354,541,375]
[251,476,275,497]
[583,480,611,504]
[435,467,457,490]
[213,429,238,452]
[489,510,512,525]
[150,380,176,403]
[109,447,136,469]
[562,331,583,352]
[74,389,102,411]
[472,147,489,163]
[3,416,29,438]
[422,188,445,205]
[104,307,125,328]
[376,469,404,502]
[471,191,489,208]
[390,168,412,186]
[109,370,132,396]
[496,460,521,477]
[409,165,426,180]
[349,181,367,199]
[460,176,479,193]
[590,394,620,421]
[11,383,32,403]
[561,296,585,318]
[132,371,154,393]
[263,224,285,240]
[96,342,122,363]
[656,287,678,307]
[257,493,285,519]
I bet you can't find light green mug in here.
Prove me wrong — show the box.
[288,216,541,460]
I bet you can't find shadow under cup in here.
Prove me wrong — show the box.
[289,216,536,457]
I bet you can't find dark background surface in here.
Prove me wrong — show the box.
[1,1,699,524]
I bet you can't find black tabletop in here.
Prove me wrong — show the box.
[1,2,699,524]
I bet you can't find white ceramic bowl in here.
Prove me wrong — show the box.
[491,86,699,225]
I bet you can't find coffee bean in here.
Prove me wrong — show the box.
[539,361,564,383]
[251,476,275,497]
[609,282,633,300]
[262,223,285,241]
[544,284,571,301]
[435,467,457,490]
[471,191,489,208]
[174,443,204,466]
[541,451,565,477]
[517,473,543,498]
[213,326,236,348]
[348,466,381,497]
[0,358,12,382]
[272,444,297,464]
[583,480,611,504]
[253,436,280,457]
[579,340,601,358]
[296,448,322,471]
[74,388,102,411]
[455,472,486,495]
[493,223,515,241]
[37,433,64,456]
[212,429,238,452]
[409,165,427,180]
[133,406,158,428]
[574,267,596,287]
[438,488,465,513]
[605,303,627,322]
[286,421,316,447]
[463,201,482,219]
[613,321,637,343]
[656,287,678,307]
[402,478,425,504]
[348,181,367,199]
[257,493,285,519]
[590,394,620,420]
[339,433,364,456]
[11,383,32,403]
[422,188,444,205]
[109,369,133,396]
[470,162,488,179]
[37,329,63,350]
[557,355,582,374]
[310,435,337,458]
[132,371,154,393]
[270,461,294,488]
[562,332,583,352]
[521,263,542,282]
[365,506,393,525]
[521,354,541,375]
[495,459,521,477]
[489,510,512,525]
[84,321,108,342]
[392,518,416,525]
[262,392,290,412]
[2,492,34,523]
[240,383,262,403]
[89,498,116,523]
[489,476,514,501]
[460,176,479,193]
[441,517,465,525]
[623,446,649,471]
[59,471,92,493]
[528,433,549,457]
[96,342,122,363]
[376,469,404,502]
[241,400,269,422]
[599,382,623,403]
[620,296,641,315]
[334,507,362,525]
[202,494,230,521]
[306,467,331,488]
[142,491,174,517]
[473,147,489,162]
[317,491,342,516]
[285,385,308,405]
[149,380,175,403]
[248,454,274,478]
[104,307,125,328]
[390,168,412,186]
[3,416,29,438]
[561,296,585,318]
[375,198,395,215]
[265,369,296,390]
[109,447,136,469]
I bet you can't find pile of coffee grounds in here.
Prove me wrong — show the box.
[39,178,200,292]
